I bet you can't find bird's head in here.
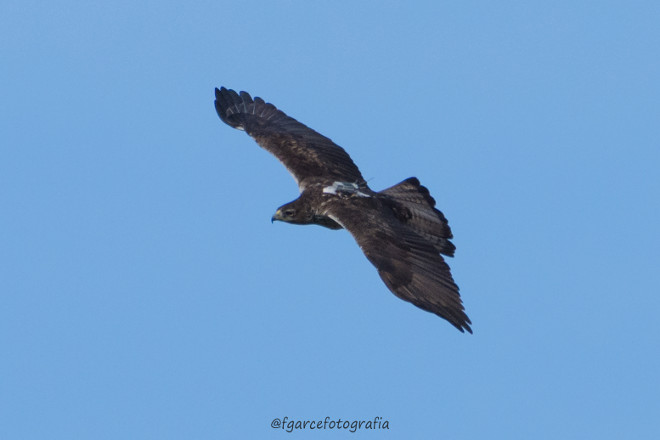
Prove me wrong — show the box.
[272,200,315,225]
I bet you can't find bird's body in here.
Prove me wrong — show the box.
[214,87,472,333]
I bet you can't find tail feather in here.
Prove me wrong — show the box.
[380,177,456,257]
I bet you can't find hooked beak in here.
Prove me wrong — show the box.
[271,208,282,223]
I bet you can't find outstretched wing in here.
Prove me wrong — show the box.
[326,201,472,333]
[215,87,364,190]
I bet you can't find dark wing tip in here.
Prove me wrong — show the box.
[214,87,284,133]
[438,300,472,334]
[456,319,473,334]
[214,87,255,130]
[214,86,233,126]
[444,292,472,333]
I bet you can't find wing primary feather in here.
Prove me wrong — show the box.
[326,208,471,333]
[214,87,365,188]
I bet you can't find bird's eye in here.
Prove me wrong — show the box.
[284,210,295,217]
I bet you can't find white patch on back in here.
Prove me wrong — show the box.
[322,184,337,195]
[323,181,370,197]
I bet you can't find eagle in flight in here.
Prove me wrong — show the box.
[214,87,472,333]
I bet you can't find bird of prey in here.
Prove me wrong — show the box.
[214,87,471,333]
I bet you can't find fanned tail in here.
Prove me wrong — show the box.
[380,177,456,257]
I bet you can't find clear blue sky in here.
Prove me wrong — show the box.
[2,1,659,438]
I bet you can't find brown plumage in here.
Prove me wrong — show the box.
[214,87,471,333]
